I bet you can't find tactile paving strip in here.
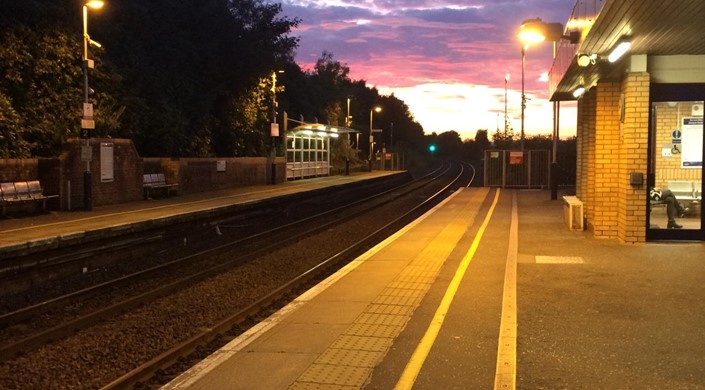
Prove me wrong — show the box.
[317,349,381,367]
[289,190,487,389]
[296,364,369,385]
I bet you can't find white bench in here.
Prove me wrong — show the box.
[562,195,584,231]
[667,180,697,201]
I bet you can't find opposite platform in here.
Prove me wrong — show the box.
[0,171,400,258]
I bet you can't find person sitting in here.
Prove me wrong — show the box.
[650,188,687,229]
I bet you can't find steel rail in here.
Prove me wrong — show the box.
[0,165,450,360]
[101,161,467,390]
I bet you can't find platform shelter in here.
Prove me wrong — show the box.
[549,0,705,242]
[285,123,358,180]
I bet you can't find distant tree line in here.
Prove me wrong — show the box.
[0,0,425,159]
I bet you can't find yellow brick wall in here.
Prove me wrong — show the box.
[576,88,596,229]
[618,73,650,243]
[575,73,652,243]
[593,81,622,239]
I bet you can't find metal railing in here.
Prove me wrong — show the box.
[484,150,551,188]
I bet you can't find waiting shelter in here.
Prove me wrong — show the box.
[549,0,705,242]
[285,123,358,180]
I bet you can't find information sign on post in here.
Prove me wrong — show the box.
[81,145,93,162]
[83,103,94,118]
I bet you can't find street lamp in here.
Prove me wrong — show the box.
[270,70,284,184]
[520,45,527,150]
[369,106,381,171]
[519,17,568,200]
[518,18,563,151]
[346,97,352,128]
[504,73,510,137]
[81,0,104,211]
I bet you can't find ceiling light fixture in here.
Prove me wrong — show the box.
[573,85,586,98]
[608,39,631,63]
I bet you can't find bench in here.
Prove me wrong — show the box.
[562,195,584,231]
[667,180,698,203]
[1,180,59,216]
[143,173,178,199]
[650,181,703,216]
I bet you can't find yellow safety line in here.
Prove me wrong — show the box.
[394,188,501,390]
[494,190,518,389]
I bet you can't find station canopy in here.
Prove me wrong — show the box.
[287,123,359,138]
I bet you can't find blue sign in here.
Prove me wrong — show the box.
[683,117,703,126]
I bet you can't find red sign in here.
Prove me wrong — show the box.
[509,151,524,165]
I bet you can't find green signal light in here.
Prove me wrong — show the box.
[428,144,437,152]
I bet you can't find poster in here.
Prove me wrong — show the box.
[681,117,703,168]
[100,142,114,182]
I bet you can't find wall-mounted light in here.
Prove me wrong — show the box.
[573,85,586,98]
[577,53,597,67]
[608,39,631,63]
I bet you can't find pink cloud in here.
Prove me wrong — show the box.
[282,0,578,137]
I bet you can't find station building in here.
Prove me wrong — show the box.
[550,0,704,242]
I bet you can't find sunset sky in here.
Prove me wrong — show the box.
[280,0,578,141]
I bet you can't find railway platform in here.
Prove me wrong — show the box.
[0,171,401,259]
[161,187,705,390]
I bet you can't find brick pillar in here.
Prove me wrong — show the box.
[576,88,596,230]
[592,81,622,239]
[618,72,650,243]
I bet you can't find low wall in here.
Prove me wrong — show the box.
[144,157,285,195]
[2,139,288,212]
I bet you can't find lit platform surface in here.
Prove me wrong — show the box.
[163,188,705,390]
[0,171,400,257]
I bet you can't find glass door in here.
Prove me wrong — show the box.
[648,98,704,240]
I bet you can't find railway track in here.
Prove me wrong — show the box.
[0,161,475,389]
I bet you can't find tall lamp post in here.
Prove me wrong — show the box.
[369,106,381,172]
[270,70,284,184]
[81,0,104,211]
[517,19,546,150]
[518,17,566,198]
[504,73,510,137]
[520,45,527,150]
